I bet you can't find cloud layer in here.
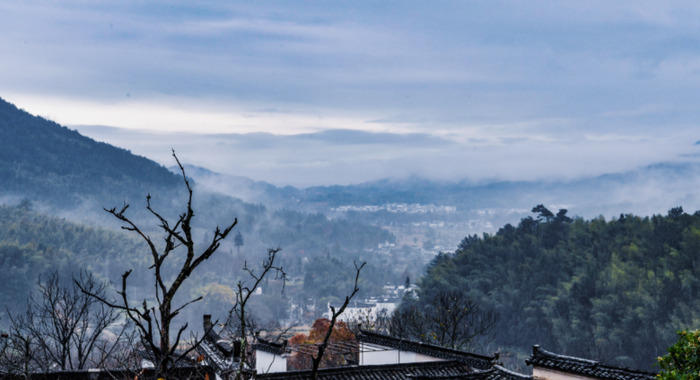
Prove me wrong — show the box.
[70,126,700,187]
[3,1,700,185]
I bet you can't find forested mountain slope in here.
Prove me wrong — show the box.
[417,205,700,370]
[0,97,398,326]
[0,97,180,207]
[0,203,148,316]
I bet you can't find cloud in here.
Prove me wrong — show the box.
[292,129,453,146]
[70,124,700,188]
[5,1,700,186]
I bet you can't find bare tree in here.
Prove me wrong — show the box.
[346,306,392,336]
[389,302,427,342]
[92,322,142,373]
[79,151,239,379]
[311,261,365,380]
[1,312,38,379]
[1,271,123,377]
[225,248,286,380]
[33,272,121,370]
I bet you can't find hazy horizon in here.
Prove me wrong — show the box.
[68,123,700,188]
[3,2,700,186]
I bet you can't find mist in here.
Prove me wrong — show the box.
[72,125,700,189]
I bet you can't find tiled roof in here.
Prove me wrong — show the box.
[525,345,656,380]
[358,330,497,370]
[200,315,240,374]
[254,339,287,356]
[256,360,475,380]
[410,365,531,380]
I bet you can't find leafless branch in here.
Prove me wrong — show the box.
[311,261,365,379]
[80,151,240,379]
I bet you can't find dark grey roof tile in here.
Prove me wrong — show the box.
[525,345,656,380]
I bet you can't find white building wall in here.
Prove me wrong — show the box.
[532,367,595,380]
[359,342,445,365]
[255,351,287,374]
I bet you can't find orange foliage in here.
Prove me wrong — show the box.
[288,318,357,370]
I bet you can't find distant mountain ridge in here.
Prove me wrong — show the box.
[183,158,700,224]
[3,93,699,231]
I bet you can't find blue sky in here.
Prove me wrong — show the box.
[2,1,700,186]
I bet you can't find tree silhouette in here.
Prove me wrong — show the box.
[79,151,238,379]
[234,231,244,254]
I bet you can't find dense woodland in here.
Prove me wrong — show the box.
[413,205,700,370]
[0,203,141,314]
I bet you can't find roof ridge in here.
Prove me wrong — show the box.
[358,329,497,363]
[256,360,471,379]
[492,365,532,379]
[530,345,598,365]
[526,345,657,379]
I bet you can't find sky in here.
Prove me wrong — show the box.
[2,1,700,187]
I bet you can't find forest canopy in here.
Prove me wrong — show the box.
[417,205,700,370]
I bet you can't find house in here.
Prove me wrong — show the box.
[325,301,397,324]
[199,314,244,377]
[253,340,288,374]
[252,329,501,379]
[356,329,496,369]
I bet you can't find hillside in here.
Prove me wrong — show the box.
[185,156,700,255]
[8,95,700,368]
[0,97,180,208]
[411,205,700,371]
[0,203,149,316]
[0,97,399,327]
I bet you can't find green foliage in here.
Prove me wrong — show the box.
[0,97,180,209]
[0,204,149,317]
[658,330,700,379]
[417,206,700,370]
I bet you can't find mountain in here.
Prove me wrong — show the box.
[4,94,700,350]
[0,97,180,209]
[0,97,400,327]
[172,164,302,211]
[0,203,149,317]
[299,161,700,217]
[182,156,700,244]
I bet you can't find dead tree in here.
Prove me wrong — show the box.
[79,151,238,379]
[1,271,121,376]
[0,312,37,379]
[30,271,121,371]
[310,261,365,380]
[92,321,141,372]
[427,291,497,350]
[226,248,286,380]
